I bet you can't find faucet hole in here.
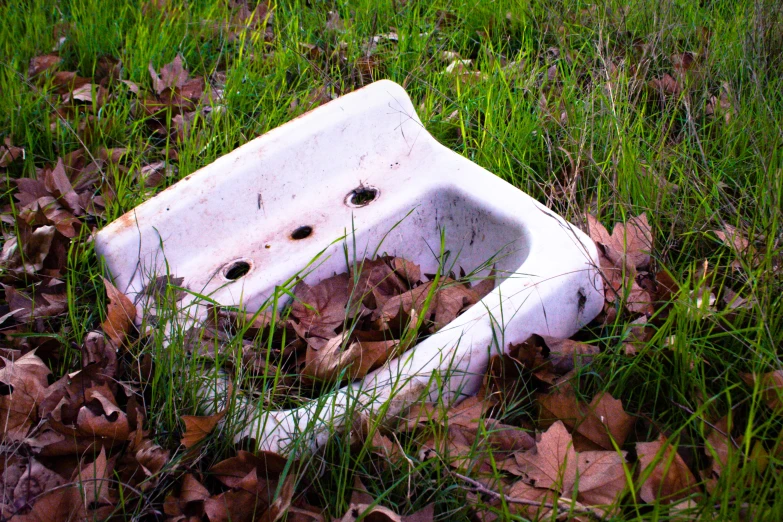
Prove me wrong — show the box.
[291,226,313,240]
[224,260,251,280]
[346,185,379,207]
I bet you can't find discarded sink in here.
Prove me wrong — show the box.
[95,80,603,454]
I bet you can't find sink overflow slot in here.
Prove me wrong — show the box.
[224,260,251,280]
[345,186,379,207]
[291,226,313,240]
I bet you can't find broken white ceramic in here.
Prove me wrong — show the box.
[95,80,603,455]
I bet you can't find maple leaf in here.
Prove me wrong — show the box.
[0,137,24,167]
[622,317,653,356]
[587,214,655,316]
[140,274,186,302]
[700,416,734,493]
[291,273,351,339]
[515,421,578,492]
[9,460,66,515]
[514,335,599,383]
[257,474,295,522]
[72,447,115,513]
[302,333,398,382]
[538,382,635,451]
[163,473,210,518]
[119,430,170,491]
[181,398,229,448]
[149,54,189,94]
[75,385,130,442]
[389,257,422,285]
[204,487,271,522]
[81,331,117,379]
[101,278,136,346]
[649,74,682,98]
[636,435,700,504]
[706,83,734,123]
[210,450,287,488]
[3,284,68,322]
[576,450,628,506]
[431,281,481,331]
[505,480,558,519]
[588,213,652,271]
[147,54,204,114]
[0,351,51,441]
[349,257,408,311]
[740,371,783,412]
[28,55,62,78]
[0,224,55,276]
[374,278,480,333]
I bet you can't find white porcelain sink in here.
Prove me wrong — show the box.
[95,80,603,454]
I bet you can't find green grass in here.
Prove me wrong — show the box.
[1,0,782,520]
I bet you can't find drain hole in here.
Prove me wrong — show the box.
[346,186,379,207]
[291,226,313,240]
[224,261,251,280]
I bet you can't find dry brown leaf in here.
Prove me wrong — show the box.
[0,351,50,441]
[140,274,186,302]
[349,258,408,311]
[149,54,189,94]
[469,267,497,300]
[0,137,24,167]
[649,74,682,97]
[432,282,480,331]
[28,55,62,78]
[700,416,734,493]
[339,504,403,522]
[740,371,783,412]
[505,480,558,519]
[76,386,130,442]
[587,213,652,271]
[123,432,170,489]
[537,336,599,381]
[72,447,115,511]
[291,273,351,339]
[3,284,68,321]
[258,474,295,522]
[0,225,54,277]
[45,158,81,214]
[210,450,287,488]
[705,83,734,123]
[713,224,751,260]
[7,486,77,522]
[181,407,228,448]
[390,257,422,285]
[325,11,346,32]
[302,334,398,382]
[11,460,67,514]
[576,450,628,506]
[622,317,653,356]
[515,421,577,492]
[163,473,210,518]
[636,435,700,504]
[101,278,136,345]
[538,383,635,451]
[81,331,117,379]
[205,487,274,522]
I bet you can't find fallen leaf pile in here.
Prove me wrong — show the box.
[0,342,170,520]
[184,256,495,401]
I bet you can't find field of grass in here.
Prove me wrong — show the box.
[1,0,782,520]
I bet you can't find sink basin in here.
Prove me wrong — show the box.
[95,80,603,454]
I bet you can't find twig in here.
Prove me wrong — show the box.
[452,472,604,519]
